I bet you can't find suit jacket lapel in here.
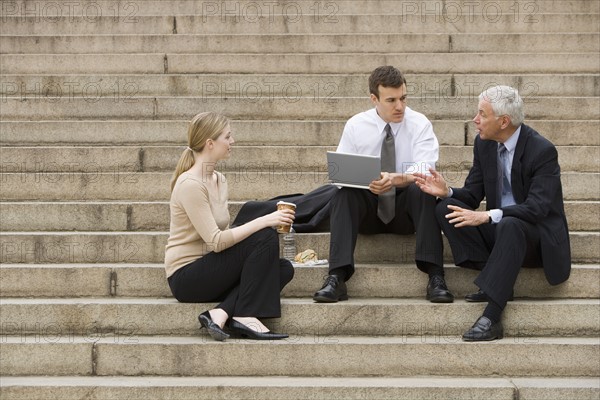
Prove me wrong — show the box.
[482,139,500,209]
[511,124,529,203]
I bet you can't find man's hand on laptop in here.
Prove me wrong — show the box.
[369,172,416,194]
[369,172,394,194]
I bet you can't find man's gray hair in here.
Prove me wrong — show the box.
[479,85,525,126]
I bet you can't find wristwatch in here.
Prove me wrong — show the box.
[487,211,492,224]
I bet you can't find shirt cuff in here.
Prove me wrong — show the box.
[436,187,452,201]
[489,209,503,224]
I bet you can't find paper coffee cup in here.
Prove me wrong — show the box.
[276,201,296,233]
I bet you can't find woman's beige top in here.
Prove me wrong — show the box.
[164,171,234,278]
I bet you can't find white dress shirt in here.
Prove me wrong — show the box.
[337,106,439,174]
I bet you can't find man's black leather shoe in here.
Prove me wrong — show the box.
[462,316,504,341]
[313,275,348,303]
[465,289,514,302]
[426,275,454,303]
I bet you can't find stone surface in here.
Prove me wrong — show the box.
[4,0,598,15]
[1,297,598,337]
[90,336,599,377]
[2,33,599,54]
[467,120,600,146]
[0,376,517,400]
[4,14,600,35]
[513,378,600,400]
[4,53,599,74]
[1,231,598,263]
[4,335,597,377]
[0,54,165,74]
[2,96,598,120]
[2,263,599,300]
[1,376,598,399]
[2,73,598,97]
[1,200,596,232]
[0,338,92,376]
[3,120,598,146]
[2,144,597,173]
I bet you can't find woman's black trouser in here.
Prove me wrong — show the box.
[168,228,294,318]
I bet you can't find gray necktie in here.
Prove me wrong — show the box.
[377,124,396,224]
[497,143,512,206]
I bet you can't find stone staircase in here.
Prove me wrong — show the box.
[1,0,599,398]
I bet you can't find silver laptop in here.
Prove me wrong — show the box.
[327,151,381,189]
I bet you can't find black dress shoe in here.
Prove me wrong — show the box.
[198,311,229,341]
[426,275,454,303]
[462,316,504,341]
[228,319,288,340]
[465,290,514,303]
[313,275,348,303]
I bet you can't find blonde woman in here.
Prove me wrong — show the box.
[165,112,295,341]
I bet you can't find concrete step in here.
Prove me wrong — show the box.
[2,145,597,173]
[1,297,598,337]
[0,231,597,264]
[0,54,166,74]
[3,14,599,35]
[0,201,184,232]
[3,0,598,16]
[466,120,600,146]
[1,263,598,299]
[2,73,598,97]
[2,120,598,146]
[2,96,598,121]
[170,14,600,35]
[1,200,598,232]
[0,171,597,201]
[1,335,597,377]
[3,34,598,54]
[0,119,466,146]
[4,53,599,74]
[2,376,598,400]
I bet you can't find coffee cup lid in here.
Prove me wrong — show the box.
[276,201,296,207]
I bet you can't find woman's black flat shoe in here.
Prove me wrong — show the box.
[228,319,288,340]
[198,311,230,341]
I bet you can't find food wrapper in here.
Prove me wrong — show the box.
[295,249,317,263]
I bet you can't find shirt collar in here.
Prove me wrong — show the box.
[501,125,522,153]
[373,107,406,136]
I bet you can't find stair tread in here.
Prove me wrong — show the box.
[2,334,598,344]
[2,375,598,386]
[1,262,598,268]
[2,297,598,304]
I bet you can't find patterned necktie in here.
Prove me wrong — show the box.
[377,124,396,224]
[497,143,512,206]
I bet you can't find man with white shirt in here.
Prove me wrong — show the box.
[313,66,454,304]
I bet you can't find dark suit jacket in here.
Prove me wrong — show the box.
[451,124,571,285]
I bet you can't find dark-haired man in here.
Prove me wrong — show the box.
[313,66,454,303]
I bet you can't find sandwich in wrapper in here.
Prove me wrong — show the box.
[294,249,318,264]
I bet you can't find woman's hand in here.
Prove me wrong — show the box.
[259,208,295,229]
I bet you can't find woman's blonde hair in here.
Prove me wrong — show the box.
[170,112,230,192]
